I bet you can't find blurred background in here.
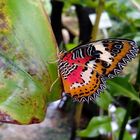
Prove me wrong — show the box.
[0,0,140,140]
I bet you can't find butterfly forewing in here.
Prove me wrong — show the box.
[58,39,138,102]
[98,39,138,77]
[87,39,138,78]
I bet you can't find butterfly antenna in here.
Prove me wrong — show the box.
[49,76,60,92]
[49,69,60,92]
[47,59,60,64]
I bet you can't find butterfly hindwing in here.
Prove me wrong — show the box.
[58,39,138,102]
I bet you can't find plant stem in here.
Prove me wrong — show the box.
[118,100,133,140]
[134,54,140,140]
[135,56,140,90]
[135,118,140,140]
[74,103,83,128]
[71,103,83,140]
[91,0,105,41]
[74,0,105,138]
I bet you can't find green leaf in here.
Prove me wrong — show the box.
[122,131,133,140]
[114,107,126,126]
[111,108,132,140]
[0,0,62,124]
[66,43,77,51]
[62,0,98,9]
[115,130,133,140]
[96,90,113,110]
[77,116,111,138]
[107,76,140,104]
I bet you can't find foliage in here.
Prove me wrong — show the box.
[77,116,112,137]
[69,0,140,140]
[62,0,98,9]
[0,0,62,124]
[77,107,133,140]
[106,0,140,44]
[107,76,140,104]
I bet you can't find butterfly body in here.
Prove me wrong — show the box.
[58,39,138,102]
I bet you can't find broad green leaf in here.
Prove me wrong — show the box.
[0,0,62,124]
[107,76,140,104]
[77,116,111,138]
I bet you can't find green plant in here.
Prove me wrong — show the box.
[0,0,62,124]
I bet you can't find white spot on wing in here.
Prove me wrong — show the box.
[92,42,113,64]
[81,60,96,84]
[70,60,96,89]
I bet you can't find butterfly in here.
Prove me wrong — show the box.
[58,39,138,103]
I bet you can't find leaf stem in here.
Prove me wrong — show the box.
[71,103,83,140]
[91,0,105,41]
[74,103,83,128]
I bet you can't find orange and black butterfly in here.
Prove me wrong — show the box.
[58,39,138,102]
